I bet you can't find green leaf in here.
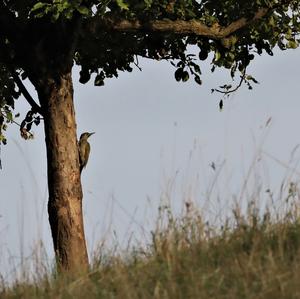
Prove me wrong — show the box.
[6,111,13,122]
[31,2,47,12]
[116,0,129,10]
[94,74,105,86]
[194,75,202,85]
[79,70,91,84]
[30,2,50,18]
[182,71,189,82]
[174,68,184,82]
[214,51,221,62]
[77,6,90,16]
[219,100,223,111]
[287,40,298,49]
[199,49,208,61]
[246,75,259,84]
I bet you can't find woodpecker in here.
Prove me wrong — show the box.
[78,132,95,172]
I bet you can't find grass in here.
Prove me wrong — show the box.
[1,199,300,299]
[2,141,300,298]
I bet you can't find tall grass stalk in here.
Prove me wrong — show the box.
[2,148,300,298]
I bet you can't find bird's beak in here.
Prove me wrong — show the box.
[88,132,95,137]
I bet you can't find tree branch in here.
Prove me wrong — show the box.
[11,72,44,116]
[214,69,246,95]
[89,7,270,40]
[88,0,295,40]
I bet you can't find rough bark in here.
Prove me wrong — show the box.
[87,7,270,39]
[36,71,89,272]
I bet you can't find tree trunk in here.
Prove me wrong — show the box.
[36,71,89,272]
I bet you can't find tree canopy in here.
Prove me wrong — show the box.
[0,0,299,144]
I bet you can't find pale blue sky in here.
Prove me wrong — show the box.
[0,46,300,279]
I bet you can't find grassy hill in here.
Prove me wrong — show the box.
[1,201,300,299]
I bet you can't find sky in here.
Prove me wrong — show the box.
[0,46,300,279]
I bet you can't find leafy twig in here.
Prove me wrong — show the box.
[214,68,246,95]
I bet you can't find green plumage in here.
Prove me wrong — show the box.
[79,132,94,172]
